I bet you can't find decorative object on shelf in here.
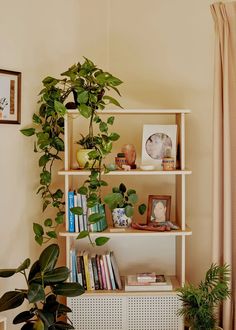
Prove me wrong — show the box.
[131,222,171,231]
[20,57,122,245]
[104,183,146,228]
[140,165,155,171]
[106,163,117,171]
[115,152,127,169]
[141,125,177,170]
[0,243,84,329]
[177,263,230,330]
[147,195,171,224]
[162,147,175,171]
[121,144,137,169]
[76,148,99,168]
[122,164,131,171]
[0,69,21,124]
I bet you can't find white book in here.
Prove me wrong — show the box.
[81,194,88,231]
[88,256,95,290]
[74,191,79,233]
[102,254,111,290]
[125,276,173,292]
[106,252,116,290]
[77,192,84,231]
[110,251,122,290]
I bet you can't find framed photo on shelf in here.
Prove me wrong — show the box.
[0,69,21,124]
[141,125,177,170]
[147,195,171,224]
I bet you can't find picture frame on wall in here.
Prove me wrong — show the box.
[0,69,21,124]
[141,124,177,170]
[147,195,171,225]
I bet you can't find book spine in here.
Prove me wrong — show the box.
[81,194,88,231]
[102,254,111,290]
[98,204,107,231]
[99,256,107,290]
[83,252,91,290]
[88,256,95,290]
[79,255,87,290]
[91,256,100,290]
[110,251,122,290]
[68,191,75,232]
[71,249,77,282]
[74,191,79,233]
[76,254,83,286]
[106,253,116,290]
[96,254,103,290]
[77,192,84,232]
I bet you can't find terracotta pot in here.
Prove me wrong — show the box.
[76,149,99,169]
[112,208,132,228]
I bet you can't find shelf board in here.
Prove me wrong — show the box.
[59,226,192,238]
[66,109,191,115]
[58,169,192,176]
[74,276,180,297]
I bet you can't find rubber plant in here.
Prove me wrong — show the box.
[0,243,85,329]
[20,58,122,246]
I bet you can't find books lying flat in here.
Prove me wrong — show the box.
[125,275,173,291]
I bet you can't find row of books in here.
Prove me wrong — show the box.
[68,190,108,233]
[70,248,122,291]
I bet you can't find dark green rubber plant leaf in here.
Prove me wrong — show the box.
[0,291,25,311]
[39,244,59,272]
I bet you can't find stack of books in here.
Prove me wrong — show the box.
[70,248,122,291]
[125,272,173,291]
[68,190,107,233]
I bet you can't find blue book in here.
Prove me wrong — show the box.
[68,190,75,232]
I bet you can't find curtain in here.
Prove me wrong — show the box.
[211,2,236,329]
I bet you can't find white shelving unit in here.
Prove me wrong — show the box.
[59,109,191,330]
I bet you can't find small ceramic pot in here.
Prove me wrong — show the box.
[112,208,132,228]
[162,157,175,171]
[115,153,127,169]
[76,149,99,168]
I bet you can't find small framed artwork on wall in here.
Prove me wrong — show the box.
[147,195,171,225]
[141,125,177,170]
[0,69,21,124]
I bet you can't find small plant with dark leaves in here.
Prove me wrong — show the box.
[0,243,84,329]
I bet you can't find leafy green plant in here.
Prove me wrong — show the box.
[0,243,84,329]
[104,183,146,217]
[177,263,231,330]
[20,57,122,245]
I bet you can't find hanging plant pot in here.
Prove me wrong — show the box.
[112,208,132,228]
[76,149,99,169]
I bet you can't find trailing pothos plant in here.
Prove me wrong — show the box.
[21,57,123,246]
[0,243,84,329]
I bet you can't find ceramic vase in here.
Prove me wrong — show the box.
[112,208,132,228]
[76,149,99,168]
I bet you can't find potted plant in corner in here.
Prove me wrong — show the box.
[177,263,231,330]
[104,183,146,227]
[0,243,84,329]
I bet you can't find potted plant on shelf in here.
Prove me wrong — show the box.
[103,183,146,227]
[177,263,231,330]
[20,57,123,245]
[0,243,84,329]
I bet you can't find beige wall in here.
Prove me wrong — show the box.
[0,0,214,328]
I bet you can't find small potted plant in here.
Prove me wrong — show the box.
[104,183,146,227]
[177,263,231,330]
[0,243,84,329]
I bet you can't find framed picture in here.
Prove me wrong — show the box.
[141,125,177,170]
[0,69,21,124]
[147,195,171,224]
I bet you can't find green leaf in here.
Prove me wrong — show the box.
[44,218,52,227]
[79,104,92,118]
[70,206,83,215]
[32,113,42,124]
[20,128,35,136]
[99,121,108,133]
[109,133,120,141]
[27,283,45,303]
[53,321,74,329]
[39,154,50,167]
[107,116,114,125]
[103,95,122,108]
[55,213,64,224]
[127,189,136,196]
[77,91,89,104]
[46,231,57,239]
[0,269,16,277]
[119,183,126,193]
[128,193,138,204]
[78,186,88,195]
[0,291,25,312]
[54,100,67,116]
[125,205,134,217]
[35,235,43,245]
[76,231,89,240]
[13,311,34,324]
[52,137,64,151]
[40,171,51,185]
[88,150,100,159]
[16,259,31,273]
[103,193,123,209]
[42,76,58,86]
[39,243,59,272]
[138,203,147,215]
[52,282,85,297]
[21,322,34,330]
[53,189,63,199]
[28,261,41,282]
[107,75,123,87]
[43,200,50,211]
[33,223,44,236]
[95,237,110,246]
[43,267,70,284]
[88,213,104,224]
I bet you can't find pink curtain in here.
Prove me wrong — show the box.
[211,2,236,329]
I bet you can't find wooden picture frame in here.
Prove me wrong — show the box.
[147,195,171,224]
[0,69,21,124]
